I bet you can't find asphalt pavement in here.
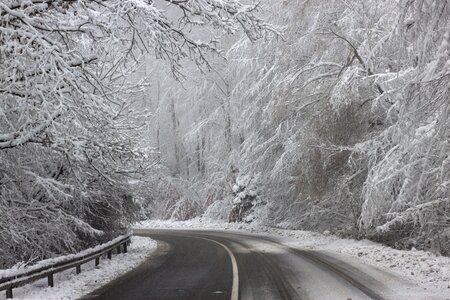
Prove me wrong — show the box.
[82,229,414,300]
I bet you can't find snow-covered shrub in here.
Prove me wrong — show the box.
[139,177,182,220]
[228,175,262,223]
[204,198,234,221]
[0,146,142,268]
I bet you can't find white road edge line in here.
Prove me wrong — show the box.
[188,236,239,300]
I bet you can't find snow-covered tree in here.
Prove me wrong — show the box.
[150,0,449,255]
[0,0,272,267]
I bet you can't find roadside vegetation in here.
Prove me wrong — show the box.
[1,0,449,268]
[142,0,450,256]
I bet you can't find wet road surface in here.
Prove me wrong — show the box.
[82,229,415,300]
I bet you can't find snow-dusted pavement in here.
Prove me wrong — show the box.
[131,220,450,300]
[5,220,448,299]
[0,236,156,300]
[83,231,234,300]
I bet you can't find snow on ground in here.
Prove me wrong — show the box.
[135,218,450,299]
[0,235,132,281]
[0,236,156,300]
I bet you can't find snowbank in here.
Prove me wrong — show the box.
[0,236,156,300]
[135,219,450,298]
[0,235,131,281]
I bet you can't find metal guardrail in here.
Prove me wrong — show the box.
[0,234,131,299]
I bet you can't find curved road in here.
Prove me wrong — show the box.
[82,229,416,300]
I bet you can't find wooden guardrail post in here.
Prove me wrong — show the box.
[76,265,81,274]
[123,242,127,253]
[117,245,121,254]
[48,273,54,287]
[107,250,112,259]
[6,287,13,299]
[95,257,100,267]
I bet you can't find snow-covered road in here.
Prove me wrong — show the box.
[84,229,442,300]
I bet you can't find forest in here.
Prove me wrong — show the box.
[1,0,449,268]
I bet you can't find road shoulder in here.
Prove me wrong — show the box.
[1,236,157,300]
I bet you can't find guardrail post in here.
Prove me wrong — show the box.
[48,273,54,287]
[1,235,131,297]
